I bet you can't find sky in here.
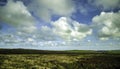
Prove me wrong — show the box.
[0,0,120,50]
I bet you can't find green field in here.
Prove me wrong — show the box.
[0,49,120,69]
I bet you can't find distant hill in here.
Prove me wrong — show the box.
[0,48,120,54]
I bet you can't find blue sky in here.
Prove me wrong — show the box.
[0,0,120,50]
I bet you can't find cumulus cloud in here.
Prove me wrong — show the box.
[27,0,75,21]
[51,17,92,40]
[0,16,92,43]
[14,17,92,41]
[0,0,36,32]
[88,0,120,10]
[92,11,120,39]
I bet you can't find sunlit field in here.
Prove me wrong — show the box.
[0,49,120,69]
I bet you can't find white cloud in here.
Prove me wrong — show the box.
[92,11,120,39]
[51,17,92,40]
[27,0,75,21]
[88,0,120,10]
[0,0,36,32]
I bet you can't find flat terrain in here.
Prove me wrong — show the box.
[0,49,120,69]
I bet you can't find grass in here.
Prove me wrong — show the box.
[0,49,120,69]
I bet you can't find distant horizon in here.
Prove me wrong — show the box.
[1,45,120,51]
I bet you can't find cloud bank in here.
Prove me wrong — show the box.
[52,17,92,40]
[27,0,75,21]
[0,0,36,32]
[92,11,120,40]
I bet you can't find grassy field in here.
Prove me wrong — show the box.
[0,49,120,69]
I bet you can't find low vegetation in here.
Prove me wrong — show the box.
[0,49,120,69]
